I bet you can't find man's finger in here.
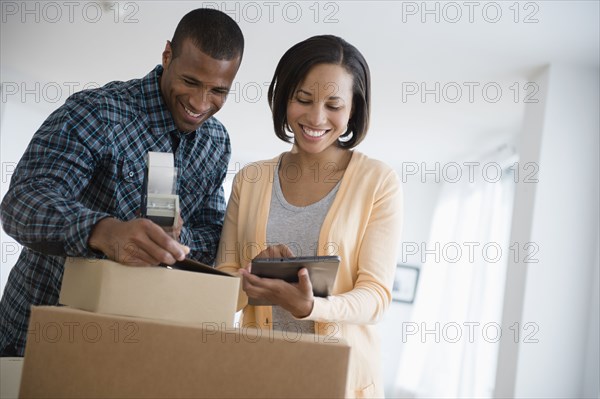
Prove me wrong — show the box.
[120,244,170,266]
[145,222,188,262]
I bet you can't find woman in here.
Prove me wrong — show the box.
[216,35,402,398]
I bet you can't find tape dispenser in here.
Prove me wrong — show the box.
[141,152,179,227]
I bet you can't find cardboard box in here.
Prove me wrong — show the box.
[20,306,350,398]
[1,357,23,399]
[59,257,239,326]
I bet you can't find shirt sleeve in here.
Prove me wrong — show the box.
[299,168,404,325]
[0,97,111,257]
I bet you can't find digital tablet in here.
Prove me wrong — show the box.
[249,256,341,305]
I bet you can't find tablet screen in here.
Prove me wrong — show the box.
[249,256,340,305]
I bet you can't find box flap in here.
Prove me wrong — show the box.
[170,258,234,277]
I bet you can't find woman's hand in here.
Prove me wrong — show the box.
[239,244,315,318]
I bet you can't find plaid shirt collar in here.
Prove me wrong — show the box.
[140,65,197,141]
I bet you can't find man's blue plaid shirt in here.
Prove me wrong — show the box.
[0,65,231,355]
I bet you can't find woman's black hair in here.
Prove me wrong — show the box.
[268,35,370,149]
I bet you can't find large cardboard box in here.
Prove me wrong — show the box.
[20,306,350,398]
[59,257,239,326]
[1,357,23,399]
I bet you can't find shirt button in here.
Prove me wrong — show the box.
[128,171,134,177]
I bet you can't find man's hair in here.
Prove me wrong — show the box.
[171,9,244,61]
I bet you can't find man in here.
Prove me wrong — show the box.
[0,8,244,356]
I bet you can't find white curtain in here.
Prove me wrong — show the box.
[395,151,516,398]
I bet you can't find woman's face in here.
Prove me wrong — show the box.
[286,63,354,156]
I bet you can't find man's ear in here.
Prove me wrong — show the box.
[162,40,173,69]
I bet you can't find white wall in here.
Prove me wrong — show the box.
[379,179,441,396]
[496,64,600,398]
[583,236,600,398]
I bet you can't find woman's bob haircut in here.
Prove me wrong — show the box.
[268,35,371,149]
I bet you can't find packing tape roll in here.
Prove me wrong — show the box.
[147,152,176,194]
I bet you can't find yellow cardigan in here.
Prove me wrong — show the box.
[216,151,403,398]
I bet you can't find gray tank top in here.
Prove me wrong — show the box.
[267,161,341,334]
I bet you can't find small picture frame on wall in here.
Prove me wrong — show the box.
[392,264,420,304]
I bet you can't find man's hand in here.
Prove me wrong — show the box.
[162,213,184,240]
[88,217,190,266]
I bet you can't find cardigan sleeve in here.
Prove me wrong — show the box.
[215,170,241,271]
[300,167,403,325]
[215,171,249,311]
